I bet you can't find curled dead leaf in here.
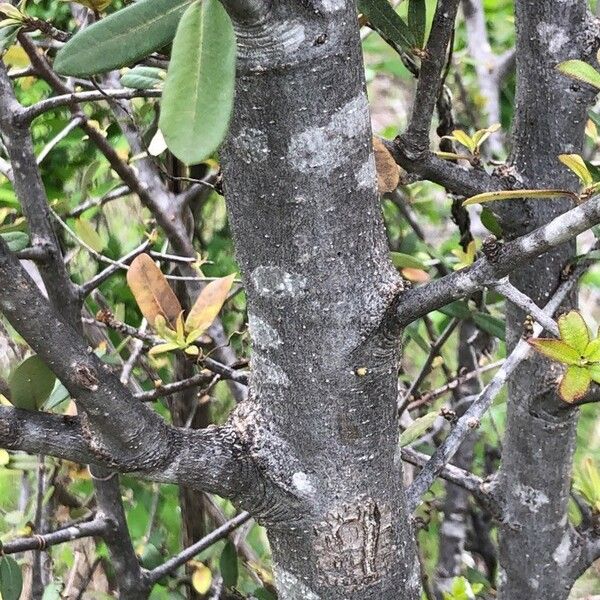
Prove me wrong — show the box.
[373,137,401,194]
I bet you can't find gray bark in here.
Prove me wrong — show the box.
[221,2,420,597]
[491,1,597,598]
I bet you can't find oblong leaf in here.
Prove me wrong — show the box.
[399,410,439,447]
[185,273,235,333]
[391,252,427,269]
[0,231,28,252]
[159,0,236,165]
[408,0,426,48]
[462,189,578,207]
[559,365,591,403]
[528,338,580,365]
[358,0,416,53]
[8,355,56,411]
[558,311,589,355]
[374,137,400,193]
[54,0,192,77]
[0,555,22,600]
[120,65,165,90]
[585,338,600,362]
[557,59,600,90]
[126,253,182,328]
[587,363,600,384]
[559,154,593,186]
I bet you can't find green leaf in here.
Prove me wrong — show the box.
[74,218,105,253]
[404,322,429,352]
[41,583,62,600]
[472,312,505,341]
[480,207,503,238]
[148,342,180,356]
[0,24,20,53]
[559,365,591,403]
[574,457,600,512]
[54,0,192,77]
[439,301,472,320]
[219,540,239,589]
[585,339,600,362]
[399,410,438,447]
[8,355,56,411]
[558,311,589,354]
[159,0,236,165]
[358,0,416,54]
[120,66,165,90]
[450,130,477,153]
[408,0,426,48]
[463,189,578,206]
[528,339,580,365]
[0,231,29,252]
[0,555,23,600]
[557,59,600,90]
[391,251,427,270]
[588,363,600,385]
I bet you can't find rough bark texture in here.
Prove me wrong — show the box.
[492,1,597,597]
[221,2,420,597]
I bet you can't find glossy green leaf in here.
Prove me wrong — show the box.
[439,301,472,320]
[558,311,589,354]
[399,410,438,447]
[463,189,578,206]
[0,231,29,252]
[408,0,426,48]
[391,252,427,270]
[54,0,192,77]
[219,540,239,589]
[528,339,580,365]
[480,207,503,238]
[0,555,23,600]
[557,59,600,90]
[8,355,56,411]
[472,312,505,341]
[120,66,164,90]
[160,0,236,165]
[358,0,416,54]
[559,365,591,403]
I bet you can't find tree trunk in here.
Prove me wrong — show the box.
[221,2,420,597]
[492,1,595,597]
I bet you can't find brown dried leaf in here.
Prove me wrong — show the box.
[126,253,182,327]
[185,273,235,333]
[373,137,400,194]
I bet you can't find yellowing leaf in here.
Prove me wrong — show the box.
[0,448,9,466]
[471,123,501,149]
[557,59,600,90]
[434,151,473,161]
[400,410,439,447]
[185,274,235,333]
[558,311,590,355]
[528,339,580,365]
[74,218,105,253]
[450,129,476,153]
[401,267,430,282]
[3,45,29,68]
[558,154,593,187]
[191,564,212,595]
[559,365,591,403]
[127,253,182,328]
[462,189,578,206]
[148,342,180,356]
[373,137,400,193]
